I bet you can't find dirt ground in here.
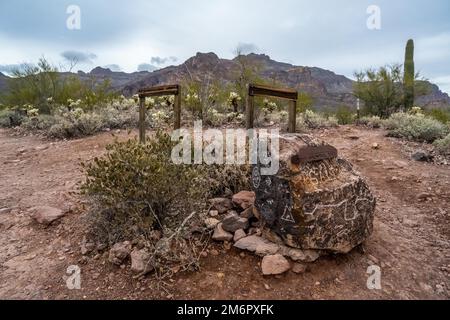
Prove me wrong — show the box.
[0,126,448,300]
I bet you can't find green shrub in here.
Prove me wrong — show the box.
[383,112,448,142]
[426,108,450,124]
[297,110,339,130]
[433,133,450,155]
[0,109,26,127]
[359,115,383,129]
[80,132,209,244]
[18,101,139,139]
[335,105,355,125]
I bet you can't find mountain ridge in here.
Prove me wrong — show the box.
[1,53,449,109]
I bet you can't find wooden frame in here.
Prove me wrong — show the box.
[246,84,298,133]
[138,84,181,143]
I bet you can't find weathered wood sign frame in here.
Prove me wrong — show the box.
[138,84,181,143]
[246,84,298,133]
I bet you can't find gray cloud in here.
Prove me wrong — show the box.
[0,63,29,75]
[103,64,122,72]
[150,56,178,66]
[137,63,157,72]
[0,0,449,93]
[61,51,97,64]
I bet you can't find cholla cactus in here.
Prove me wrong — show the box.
[71,107,84,119]
[409,106,423,115]
[185,93,200,104]
[152,110,170,126]
[227,92,241,112]
[145,98,155,109]
[262,98,278,113]
[279,110,289,121]
[67,99,82,109]
[27,108,40,117]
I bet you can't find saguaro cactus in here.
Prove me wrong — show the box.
[404,39,415,110]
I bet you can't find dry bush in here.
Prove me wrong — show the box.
[383,112,448,143]
[80,132,209,245]
[80,131,251,279]
[433,133,450,155]
[359,116,383,128]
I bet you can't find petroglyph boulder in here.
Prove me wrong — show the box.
[252,134,376,254]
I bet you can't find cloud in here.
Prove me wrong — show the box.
[137,63,157,72]
[0,63,29,74]
[150,56,178,66]
[60,51,97,64]
[103,64,122,72]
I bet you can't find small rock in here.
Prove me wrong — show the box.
[130,249,153,275]
[209,210,219,217]
[35,145,49,151]
[417,192,433,201]
[232,191,256,210]
[233,229,247,242]
[240,206,254,219]
[292,263,307,274]
[261,254,290,275]
[412,150,432,162]
[149,230,162,242]
[371,143,380,150]
[204,218,220,230]
[208,198,234,214]
[436,284,445,295]
[212,223,233,242]
[264,283,271,290]
[419,282,433,293]
[279,246,322,263]
[393,160,408,168]
[234,235,279,256]
[108,241,132,266]
[80,236,95,255]
[210,249,220,256]
[0,207,11,215]
[222,212,249,233]
[30,206,65,225]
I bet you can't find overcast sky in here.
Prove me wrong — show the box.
[0,0,449,93]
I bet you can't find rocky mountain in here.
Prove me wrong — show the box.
[119,52,357,108]
[119,52,450,108]
[1,53,449,109]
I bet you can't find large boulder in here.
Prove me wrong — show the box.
[252,134,376,254]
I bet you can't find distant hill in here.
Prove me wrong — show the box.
[1,53,449,109]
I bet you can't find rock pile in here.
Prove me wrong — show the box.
[209,134,376,275]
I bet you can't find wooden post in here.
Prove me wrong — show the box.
[139,96,146,144]
[246,94,255,130]
[288,100,297,133]
[174,90,181,130]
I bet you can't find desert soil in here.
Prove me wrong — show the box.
[0,126,448,300]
